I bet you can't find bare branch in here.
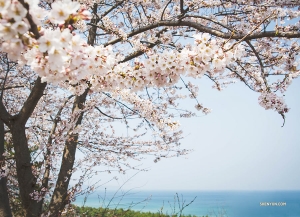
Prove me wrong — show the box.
[161,0,173,21]
[95,106,122,119]
[180,0,184,14]
[99,1,124,19]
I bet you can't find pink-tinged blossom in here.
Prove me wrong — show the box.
[5,0,27,22]
[0,23,17,40]
[38,29,61,52]
[1,38,24,61]
[48,48,69,69]
[29,188,47,202]
[212,57,225,71]
[1,2,300,214]
[194,33,210,44]
[0,0,10,11]
[0,164,8,179]
[59,28,73,49]
[258,92,289,114]
[29,5,48,25]
[78,5,92,20]
[11,21,29,34]
[49,0,80,24]
[234,44,245,60]
[70,34,84,52]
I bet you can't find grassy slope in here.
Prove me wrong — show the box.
[62,205,208,217]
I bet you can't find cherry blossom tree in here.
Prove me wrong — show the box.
[0,0,299,216]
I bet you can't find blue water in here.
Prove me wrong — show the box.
[73,190,300,217]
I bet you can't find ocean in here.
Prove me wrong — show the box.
[73,190,300,217]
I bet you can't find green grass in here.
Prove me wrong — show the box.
[62,205,208,217]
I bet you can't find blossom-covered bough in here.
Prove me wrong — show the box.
[0,0,299,216]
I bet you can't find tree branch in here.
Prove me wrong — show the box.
[226,66,255,91]
[180,0,184,14]
[119,28,167,63]
[17,77,47,125]
[18,0,40,39]
[99,0,124,18]
[245,40,269,91]
[40,95,74,206]
[0,102,12,128]
[225,12,275,51]
[95,106,122,119]
[161,0,172,21]
[104,20,300,47]
[48,89,89,217]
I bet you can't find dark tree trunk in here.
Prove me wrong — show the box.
[48,89,89,217]
[0,120,12,217]
[0,77,47,217]
[11,124,43,217]
[47,4,98,215]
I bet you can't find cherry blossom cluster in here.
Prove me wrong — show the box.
[24,29,117,84]
[0,0,30,61]
[89,33,244,95]
[0,0,91,60]
[258,92,289,114]
[1,1,245,96]
[112,89,180,131]
[101,16,128,40]
[29,187,47,202]
[4,0,296,123]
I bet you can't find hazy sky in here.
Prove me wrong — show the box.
[101,76,300,191]
[81,17,300,193]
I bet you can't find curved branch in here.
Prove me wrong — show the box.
[103,20,300,47]
[183,15,233,32]
[204,73,221,91]
[161,0,173,21]
[225,12,275,51]
[119,28,167,63]
[245,40,269,91]
[226,66,255,91]
[100,0,124,18]
[95,106,122,119]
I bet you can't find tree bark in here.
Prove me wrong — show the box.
[48,4,97,215]
[40,95,74,209]
[11,124,43,217]
[0,77,47,217]
[48,89,89,217]
[0,120,12,217]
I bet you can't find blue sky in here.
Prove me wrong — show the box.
[77,16,300,192]
[103,76,300,191]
